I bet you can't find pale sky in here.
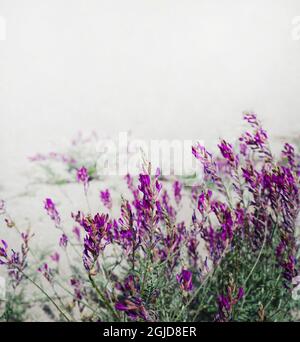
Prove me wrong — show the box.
[1,0,300,184]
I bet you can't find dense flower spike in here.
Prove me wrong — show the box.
[218,140,238,167]
[73,211,113,272]
[44,198,61,227]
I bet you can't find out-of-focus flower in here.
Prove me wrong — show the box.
[59,234,68,249]
[76,166,89,191]
[282,143,296,170]
[176,269,193,292]
[0,200,5,214]
[44,198,61,228]
[100,189,112,210]
[29,152,76,165]
[192,144,225,194]
[70,278,86,312]
[50,252,60,263]
[239,112,271,159]
[38,263,53,282]
[0,240,8,263]
[0,233,32,288]
[173,180,182,205]
[72,226,81,242]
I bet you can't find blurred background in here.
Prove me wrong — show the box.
[0,0,300,191]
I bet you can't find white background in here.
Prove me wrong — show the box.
[0,0,300,187]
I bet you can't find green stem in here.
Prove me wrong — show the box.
[21,271,71,322]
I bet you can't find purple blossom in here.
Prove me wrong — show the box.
[38,263,53,282]
[50,252,60,263]
[0,233,32,287]
[76,166,89,191]
[176,269,193,292]
[218,140,237,167]
[100,189,112,209]
[29,152,76,165]
[192,143,225,194]
[239,113,270,158]
[216,286,244,322]
[70,278,86,312]
[115,297,149,321]
[114,275,149,321]
[72,226,81,241]
[73,211,112,272]
[173,180,183,205]
[59,234,68,248]
[44,198,61,227]
[282,143,296,170]
[0,240,8,263]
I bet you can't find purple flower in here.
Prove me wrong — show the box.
[239,113,270,158]
[50,252,60,263]
[173,180,182,205]
[76,166,89,191]
[218,140,237,167]
[176,269,193,292]
[0,234,32,287]
[59,234,68,248]
[114,275,149,321]
[192,143,225,194]
[70,278,86,312]
[44,198,61,227]
[0,240,8,264]
[216,286,244,322]
[38,263,53,282]
[100,189,112,209]
[73,211,112,272]
[282,143,296,170]
[115,297,149,321]
[72,226,81,241]
[29,152,76,165]
[197,190,212,214]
